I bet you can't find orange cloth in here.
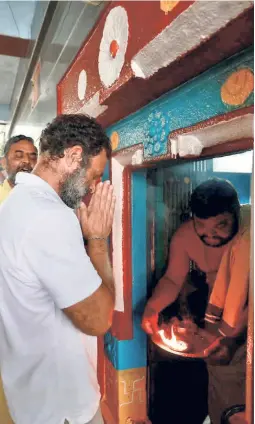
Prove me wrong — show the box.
[205,205,251,337]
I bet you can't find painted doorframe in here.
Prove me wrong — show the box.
[100,133,253,424]
[97,48,254,423]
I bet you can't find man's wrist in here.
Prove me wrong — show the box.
[219,336,238,351]
[87,238,109,252]
[146,300,160,314]
[87,236,107,241]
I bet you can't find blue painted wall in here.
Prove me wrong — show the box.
[102,162,109,182]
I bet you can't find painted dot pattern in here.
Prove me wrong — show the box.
[111,131,120,150]
[221,68,254,106]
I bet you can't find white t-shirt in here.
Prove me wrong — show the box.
[0,173,102,424]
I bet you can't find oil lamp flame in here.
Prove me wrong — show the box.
[158,326,189,352]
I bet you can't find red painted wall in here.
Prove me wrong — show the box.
[58,1,193,116]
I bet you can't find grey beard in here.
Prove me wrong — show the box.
[59,169,89,209]
[9,169,32,185]
[8,173,16,186]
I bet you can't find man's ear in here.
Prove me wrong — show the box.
[65,146,83,167]
[1,157,7,170]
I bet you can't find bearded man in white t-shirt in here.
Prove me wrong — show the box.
[0,114,116,424]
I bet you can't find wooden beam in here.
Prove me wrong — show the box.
[0,34,31,59]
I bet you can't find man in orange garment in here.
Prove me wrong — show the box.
[142,179,250,424]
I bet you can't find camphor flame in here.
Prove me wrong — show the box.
[158,325,189,352]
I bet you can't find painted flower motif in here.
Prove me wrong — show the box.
[154,142,161,153]
[160,0,179,14]
[77,69,87,101]
[110,131,120,150]
[221,68,254,107]
[98,6,129,88]
[146,144,153,156]
[143,111,170,157]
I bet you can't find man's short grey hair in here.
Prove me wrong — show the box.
[4,135,36,157]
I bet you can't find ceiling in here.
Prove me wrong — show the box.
[0,1,37,122]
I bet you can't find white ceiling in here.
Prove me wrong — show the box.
[0,1,37,122]
[0,55,20,104]
[0,1,36,39]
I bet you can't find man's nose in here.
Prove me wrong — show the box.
[21,159,32,170]
[89,178,102,194]
[89,182,96,194]
[205,229,217,238]
[21,159,29,166]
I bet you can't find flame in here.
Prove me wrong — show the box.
[158,325,189,352]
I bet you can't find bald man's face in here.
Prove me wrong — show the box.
[3,140,38,185]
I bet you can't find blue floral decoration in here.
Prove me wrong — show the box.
[143,110,171,158]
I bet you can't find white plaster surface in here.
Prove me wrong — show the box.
[131,1,252,79]
[111,157,124,312]
[131,149,143,165]
[169,113,254,157]
[76,92,108,117]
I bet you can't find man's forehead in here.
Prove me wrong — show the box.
[90,150,107,168]
[195,212,233,222]
[9,140,37,153]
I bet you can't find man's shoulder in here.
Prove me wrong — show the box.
[174,219,194,237]
[7,185,76,230]
[239,204,251,232]
[22,204,80,249]
[171,219,196,246]
[0,179,11,204]
[32,202,77,226]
